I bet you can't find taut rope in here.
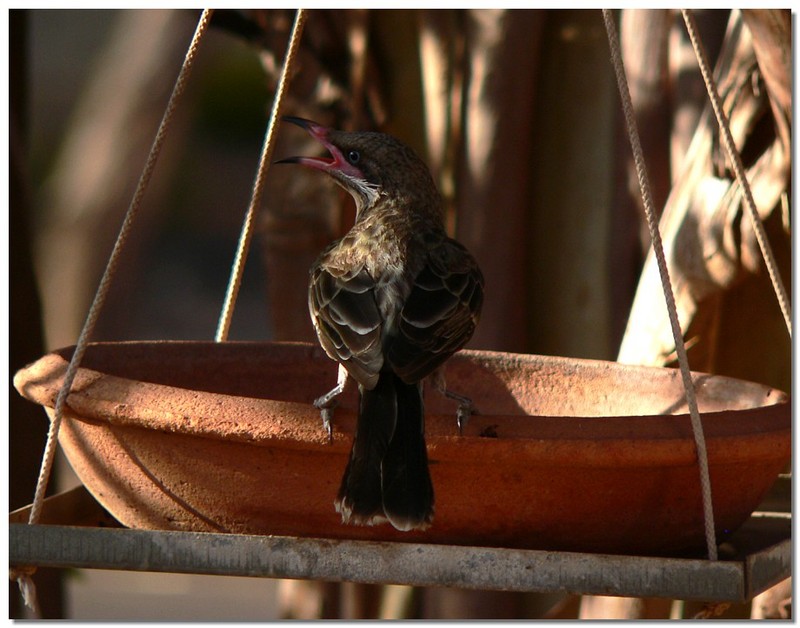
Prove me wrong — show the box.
[602,9,718,561]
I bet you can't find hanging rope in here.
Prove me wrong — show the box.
[602,9,718,561]
[215,8,307,341]
[12,9,215,612]
[681,8,791,338]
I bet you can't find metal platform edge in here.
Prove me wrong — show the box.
[9,518,790,603]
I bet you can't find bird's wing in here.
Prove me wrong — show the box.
[309,255,384,389]
[388,237,484,383]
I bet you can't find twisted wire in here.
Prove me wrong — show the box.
[681,8,791,337]
[15,9,216,613]
[602,9,718,560]
[215,9,308,341]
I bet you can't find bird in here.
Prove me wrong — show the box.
[277,116,484,531]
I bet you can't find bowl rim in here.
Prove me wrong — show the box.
[14,341,790,466]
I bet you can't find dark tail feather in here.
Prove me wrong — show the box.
[335,373,434,531]
[381,377,434,531]
[335,376,396,525]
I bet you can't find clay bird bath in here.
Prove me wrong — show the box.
[14,341,789,556]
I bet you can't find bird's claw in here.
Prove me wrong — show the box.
[456,403,474,436]
[314,398,338,444]
[322,411,334,443]
[457,407,468,436]
[429,369,476,437]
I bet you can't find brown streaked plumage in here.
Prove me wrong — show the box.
[278,116,483,531]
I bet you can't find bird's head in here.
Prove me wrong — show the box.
[277,116,440,218]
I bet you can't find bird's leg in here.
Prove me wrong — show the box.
[428,367,476,435]
[314,364,349,443]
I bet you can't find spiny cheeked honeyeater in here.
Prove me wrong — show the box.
[278,117,483,531]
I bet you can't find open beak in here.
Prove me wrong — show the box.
[276,116,360,178]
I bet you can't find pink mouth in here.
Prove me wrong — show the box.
[278,116,362,179]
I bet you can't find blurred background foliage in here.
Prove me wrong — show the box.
[9,8,790,619]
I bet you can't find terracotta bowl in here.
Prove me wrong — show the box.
[14,341,789,556]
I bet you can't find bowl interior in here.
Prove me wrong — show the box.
[50,340,785,419]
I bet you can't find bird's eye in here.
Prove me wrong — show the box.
[347,150,360,164]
